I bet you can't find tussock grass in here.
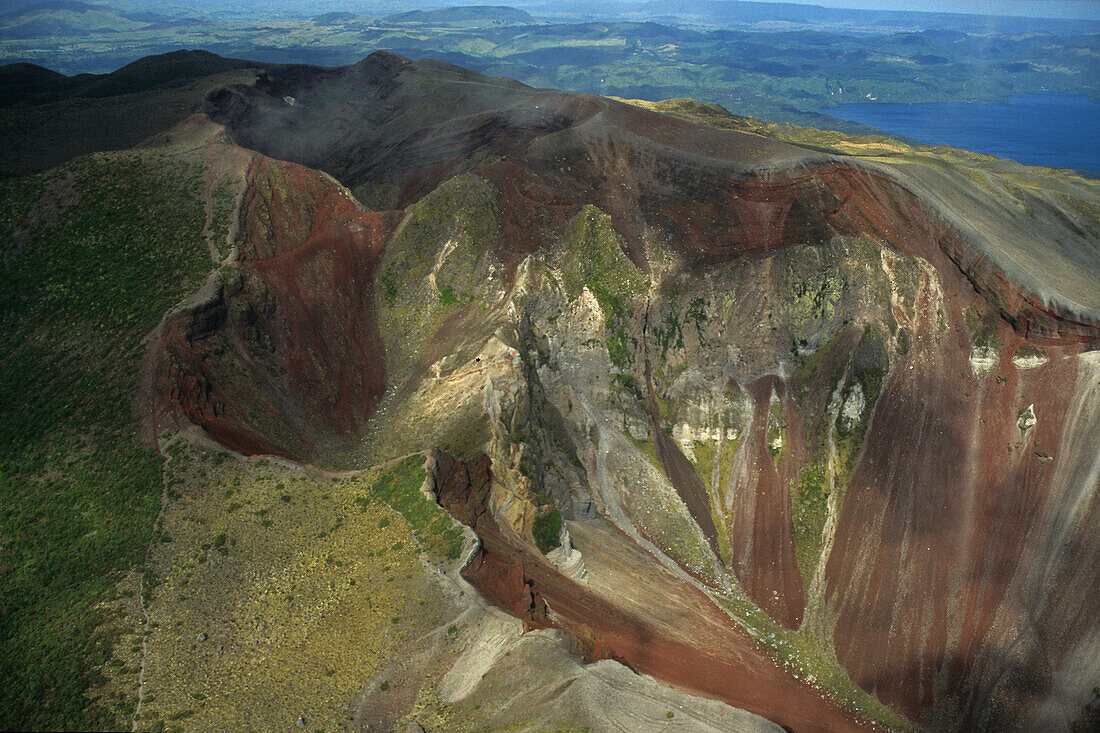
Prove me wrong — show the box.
[0,148,210,730]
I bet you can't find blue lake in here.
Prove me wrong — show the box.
[817,93,1100,175]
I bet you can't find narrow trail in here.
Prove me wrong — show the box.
[131,451,173,732]
[199,170,222,263]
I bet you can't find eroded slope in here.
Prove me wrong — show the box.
[113,54,1100,732]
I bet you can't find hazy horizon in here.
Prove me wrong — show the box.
[37,0,1100,22]
[735,0,1100,21]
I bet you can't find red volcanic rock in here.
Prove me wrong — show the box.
[152,154,402,458]
[462,553,553,632]
[432,450,493,527]
[147,55,1100,730]
[204,51,1098,342]
[434,452,879,733]
[823,258,1100,726]
[726,376,806,630]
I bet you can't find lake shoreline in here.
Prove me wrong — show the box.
[816,92,1100,176]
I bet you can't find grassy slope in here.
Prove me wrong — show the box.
[104,446,460,732]
[0,148,211,730]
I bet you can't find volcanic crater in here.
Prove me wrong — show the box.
[140,51,1100,732]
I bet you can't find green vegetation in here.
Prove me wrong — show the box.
[1014,342,1046,361]
[605,326,633,370]
[360,174,503,468]
[629,436,662,470]
[560,205,647,321]
[533,508,563,554]
[610,372,644,402]
[792,461,829,586]
[375,174,498,397]
[207,175,238,260]
[119,446,444,729]
[967,307,1003,351]
[781,257,846,337]
[626,436,720,579]
[379,174,496,310]
[440,413,493,464]
[836,327,887,468]
[787,324,887,586]
[793,326,849,397]
[385,5,535,27]
[559,205,647,370]
[0,149,211,730]
[686,439,733,569]
[650,309,685,359]
[361,456,464,561]
[686,297,708,344]
[715,591,916,732]
[766,399,786,463]
[439,285,459,306]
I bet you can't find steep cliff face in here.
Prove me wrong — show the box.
[151,150,401,458]
[825,287,1100,729]
[143,54,1100,731]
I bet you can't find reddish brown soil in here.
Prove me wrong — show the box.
[152,155,402,458]
[203,52,1099,342]
[476,114,1097,345]
[726,376,805,630]
[435,452,881,733]
[822,253,1095,724]
[155,57,1100,728]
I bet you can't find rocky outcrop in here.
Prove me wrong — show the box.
[432,450,880,731]
[203,52,1099,341]
[145,55,1100,731]
[824,267,1100,728]
[152,152,401,458]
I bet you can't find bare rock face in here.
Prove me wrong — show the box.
[145,53,1100,732]
[151,154,401,458]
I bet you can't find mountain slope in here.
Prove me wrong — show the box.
[0,1,149,39]
[0,123,218,730]
[4,51,1099,731]
[384,6,537,26]
[177,51,1100,730]
[0,50,271,175]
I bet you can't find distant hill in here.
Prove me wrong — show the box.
[0,50,272,174]
[0,1,150,38]
[636,0,1100,34]
[312,12,365,26]
[75,49,262,98]
[0,49,264,107]
[0,62,70,99]
[383,5,536,27]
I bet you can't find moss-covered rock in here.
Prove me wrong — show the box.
[559,204,647,318]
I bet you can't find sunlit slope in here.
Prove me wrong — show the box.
[4,51,1099,732]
